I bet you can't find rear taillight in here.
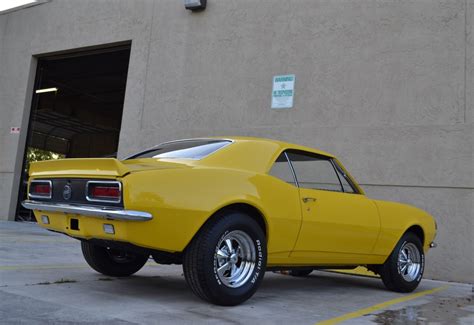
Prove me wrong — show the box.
[86,181,121,203]
[29,180,52,199]
[91,186,120,198]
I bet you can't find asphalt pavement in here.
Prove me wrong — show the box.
[0,221,472,324]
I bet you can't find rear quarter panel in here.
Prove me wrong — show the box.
[121,167,302,258]
[372,200,436,257]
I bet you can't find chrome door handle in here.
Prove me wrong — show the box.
[302,197,317,203]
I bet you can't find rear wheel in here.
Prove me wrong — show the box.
[379,232,424,292]
[183,212,267,306]
[81,241,149,277]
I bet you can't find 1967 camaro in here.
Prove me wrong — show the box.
[23,137,437,305]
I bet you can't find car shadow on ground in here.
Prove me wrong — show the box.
[82,269,386,304]
[262,271,384,290]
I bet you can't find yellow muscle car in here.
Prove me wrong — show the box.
[23,137,437,305]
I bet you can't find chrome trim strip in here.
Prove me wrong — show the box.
[329,159,345,193]
[85,180,122,204]
[28,180,53,199]
[22,200,152,221]
[330,159,360,194]
[284,151,299,188]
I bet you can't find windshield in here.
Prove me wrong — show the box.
[127,139,232,160]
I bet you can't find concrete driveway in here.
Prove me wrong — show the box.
[0,221,472,324]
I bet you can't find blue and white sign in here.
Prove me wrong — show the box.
[271,74,295,109]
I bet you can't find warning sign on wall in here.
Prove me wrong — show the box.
[271,74,295,109]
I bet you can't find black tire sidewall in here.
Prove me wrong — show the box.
[81,241,148,277]
[200,213,267,305]
[385,233,425,292]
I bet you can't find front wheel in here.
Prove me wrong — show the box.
[379,232,425,292]
[183,212,267,306]
[81,241,149,277]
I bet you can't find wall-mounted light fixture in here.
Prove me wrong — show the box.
[184,0,206,12]
[35,87,58,94]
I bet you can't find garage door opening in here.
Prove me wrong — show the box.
[16,44,131,221]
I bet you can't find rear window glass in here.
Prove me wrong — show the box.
[127,140,231,160]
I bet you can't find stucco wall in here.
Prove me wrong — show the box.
[0,0,472,282]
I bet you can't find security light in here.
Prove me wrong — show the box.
[35,87,58,94]
[184,0,206,11]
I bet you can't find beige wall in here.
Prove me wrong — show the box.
[0,0,472,282]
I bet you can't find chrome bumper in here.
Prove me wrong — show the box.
[22,200,153,221]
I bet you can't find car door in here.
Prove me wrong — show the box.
[286,150,380,261]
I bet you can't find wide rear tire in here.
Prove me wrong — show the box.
[81,241,149,277]
[183,212,267,306]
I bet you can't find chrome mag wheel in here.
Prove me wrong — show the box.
[397,242,422,282]
[215,230,256,288]
[184,212,266,305]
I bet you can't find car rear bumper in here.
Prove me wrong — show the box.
[21,200,153,221]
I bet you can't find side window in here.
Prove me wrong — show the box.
[287,151,342,192]
[333,161,356,193]
[269,153,296,186]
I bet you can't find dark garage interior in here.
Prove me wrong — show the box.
[16,44,131,220]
